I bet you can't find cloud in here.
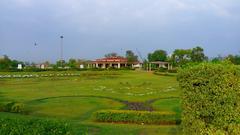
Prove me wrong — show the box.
[0,0,239,62]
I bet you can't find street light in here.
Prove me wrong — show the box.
[60,35,64,67]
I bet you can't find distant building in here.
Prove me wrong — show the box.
[79,64,84,69]
[40,64,45,69]
[36,63,50,69]
[147,61,172,71]
[88,56,142,69]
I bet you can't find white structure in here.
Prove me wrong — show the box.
[17,64,23,70]
[132,63,142,68]
[40,64,45,69]
[79,64,84,69]
[148,61,172,71]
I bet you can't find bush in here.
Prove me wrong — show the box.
[1,102,24,113]
[0,116,72,135]
[158,67,168,72]
[153,71,176,76]
[178,62,240,134]
[168,69,178,73]
[94,110,180,125]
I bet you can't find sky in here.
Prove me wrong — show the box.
[0,0,240,62]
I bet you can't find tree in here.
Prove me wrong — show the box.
[43,61,50,66]
[126,50,138,62]
[148,50,167,62]
[104,52,118,58]
[233,55,240,65]
[68,58,77,68]
[190,46,207,62]
[226,54,240,65]
[211,55,223,63]
[171,49,192,66]
[10,60,24,69]
[0,55,11,70]
[56,60,66,67]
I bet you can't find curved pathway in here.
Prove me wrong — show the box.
[26,95,179,111]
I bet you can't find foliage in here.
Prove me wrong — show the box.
[56,60,66,68]
[104,52,119,58]
[1,102,25,113]
[171,49,192,66]
[67,58,77,68]
[0,55,11,70]
[126,50,138,62]
[148,50,167,62]
[211,54,240,65]
[158,67,168,72]
[211,55,224,63]
[168,69,178,73]
[226,54,240,65]
[0,70,180,134]
[171,46,207,67]
[0,55,24,71]
[190,46,207,62]
[94,110,179,125]
[153,72,175,76]
[0,115,72,135]
[178,62,240,135]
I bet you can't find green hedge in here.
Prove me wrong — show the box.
[178,62,240,134]
[94,110,180,125]
[0,102,24,113]
[0,116,72,135]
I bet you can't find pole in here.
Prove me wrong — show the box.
[60,36,64,67]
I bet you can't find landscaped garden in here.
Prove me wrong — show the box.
[0,70,181,135]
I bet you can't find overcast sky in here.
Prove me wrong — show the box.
[0,0,240,62]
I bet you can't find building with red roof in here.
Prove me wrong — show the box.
[88,56,142,69]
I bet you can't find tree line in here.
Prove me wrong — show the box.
[0,46,240,71]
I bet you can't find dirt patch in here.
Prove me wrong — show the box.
[123,101,154,111]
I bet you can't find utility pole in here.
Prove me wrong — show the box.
[60,35,64,67]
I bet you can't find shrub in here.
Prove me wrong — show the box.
[94,110,180,125]
[0,104,4,112]
[2,102,25,113]
[178,62,240,134]
[158,67,168,72]
[153,71,175,76]
[168,69,177,73]
[0,116,72,135]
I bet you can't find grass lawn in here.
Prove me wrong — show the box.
[0,70,181,135]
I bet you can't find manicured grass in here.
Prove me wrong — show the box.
[0,70,181,135]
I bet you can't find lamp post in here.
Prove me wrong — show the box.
[60,35,64,67]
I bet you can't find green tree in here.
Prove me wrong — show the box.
[190,46,207,62]
[0,55,11,70]
[233,55,240,65]
[10,60,24,69]
[226,54,240,65]
[104,52,118,58]
[68,58,77,68]
[126,50,138,62]
[148,50,167,62]
[171,49,192,66]
[211,55,224,63]
[56,60,66,68]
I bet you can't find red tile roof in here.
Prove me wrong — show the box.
[95,57,128,62]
